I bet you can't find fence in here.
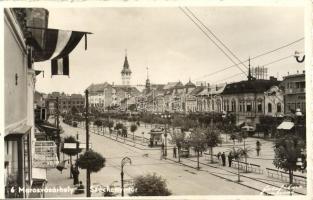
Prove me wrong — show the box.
[266,168,306,186]
[231,161,263,174]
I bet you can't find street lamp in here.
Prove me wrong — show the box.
[121,157,132,197]
[161,113,171,158]
[294,51,305,63]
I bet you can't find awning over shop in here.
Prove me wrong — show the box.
[277,121,294,130]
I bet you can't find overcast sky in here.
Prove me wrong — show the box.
[35,6,304,94]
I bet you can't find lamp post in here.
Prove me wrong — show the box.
[85,89,91,197]
[121,157,132,197]
[161,113,171,158]
[55,96,61,161]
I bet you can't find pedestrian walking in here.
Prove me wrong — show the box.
[173,146,177,158]
[221,152,226,166]
[256,140,261,156]
[228,152,233,167]
[161,143,165,156]
[72,165,80,186]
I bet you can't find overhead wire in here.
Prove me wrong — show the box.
[213,53,299,84]
[179,7,247,75]
[185,7,248,71]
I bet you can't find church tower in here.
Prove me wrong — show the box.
[121,50,132,86]
[145,67,151,93]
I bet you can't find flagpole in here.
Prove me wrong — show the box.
[26,26,93,34]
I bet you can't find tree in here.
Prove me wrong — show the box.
[205,128,222,163]
[76,150,106,173]
[115,122,124,130]
[107,120,114,135]
[188,128,207,170]
[273,135,305,185]
[230,133,238,149]
[94,119,103,132]
[61,136,82,178]
[238,131,249,171]
[71,106,79,115]
[122,126,128,142]
[130,124,138,142]
[232,148,248,182]
[130,173,171,196]
[170,129,186,162]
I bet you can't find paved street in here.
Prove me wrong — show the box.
[44,118,306,197]
[46,119,262,197]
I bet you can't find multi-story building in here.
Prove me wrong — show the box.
[4,8,49,198]
[45,92,85,115]
[280,71,305,115]
[221,70,281,126]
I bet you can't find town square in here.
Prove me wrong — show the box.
[2,4,308,198]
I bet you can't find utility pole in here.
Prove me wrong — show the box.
[85,90,91,197]
[56,96,60,161]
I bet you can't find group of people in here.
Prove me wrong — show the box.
[217,152,234,167]
[216,140,262,167]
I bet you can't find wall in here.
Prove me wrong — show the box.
[4,11,28,134]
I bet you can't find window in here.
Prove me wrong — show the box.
[231,99,236,112]
[239,101,244,112]
[277,103,282,113]
[246,102,252,112]
[257,102,262,113]
[268,103,272,113]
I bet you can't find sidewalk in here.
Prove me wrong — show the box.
[165,154,306,196]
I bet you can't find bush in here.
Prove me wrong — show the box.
[76,150,106,173]
[130,173,171,196]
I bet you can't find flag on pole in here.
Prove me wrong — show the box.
[29,27,91,76]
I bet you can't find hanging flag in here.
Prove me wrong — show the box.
[51,55,69,76]
[28,27,91,76]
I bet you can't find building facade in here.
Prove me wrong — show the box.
[280,72,306,115]
[4,8,48,198]
[221,76,281,126]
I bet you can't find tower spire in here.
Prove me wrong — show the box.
[247,57,252,81]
